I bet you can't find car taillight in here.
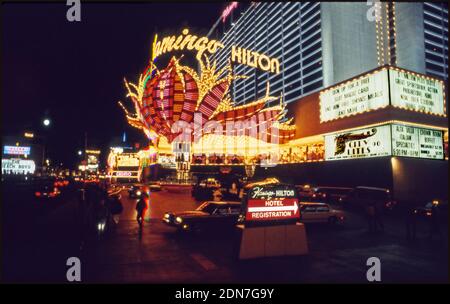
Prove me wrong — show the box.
[35,192,41,197]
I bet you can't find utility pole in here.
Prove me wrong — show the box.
[84,131,88,180]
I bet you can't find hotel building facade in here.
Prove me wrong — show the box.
[200,2,449,203]
[208,2,448,107]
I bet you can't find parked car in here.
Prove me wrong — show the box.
[341,186,397,212]
[162,201,241,232]
[413,199,448,223]
[128,184,143,198]
[295,184,316,201]
[299,202,345,224]
[192,178,222,200]
[148,182,162,192]
[312,186,353,203]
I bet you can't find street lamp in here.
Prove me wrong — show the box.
[78,150,83,156]
[43,118,51,127]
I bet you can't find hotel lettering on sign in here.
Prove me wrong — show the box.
[245,186,299,223]
[231,46,280,74]
[151,29,281,75]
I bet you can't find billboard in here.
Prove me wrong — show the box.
[391,124,444,160]
[325,125,392,160]
[418,128,444,159]
[326,124,444,161]
[320,69,389,122]
[389,69,445,115]
[113,170,139,179]
[391,124,420,158]
[245,185,299,222]
[116,153,140,167]
[3,146,31,156]
[2,159,36,174]
[320,67,446,122]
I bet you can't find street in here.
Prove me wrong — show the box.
[2,183,448,283]
[80,188,448,283]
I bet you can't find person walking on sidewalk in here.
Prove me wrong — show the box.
[136,197,146,229]
[136,186,150,229]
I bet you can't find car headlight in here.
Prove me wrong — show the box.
[164,214,170,219]
[136,190,142,196]
[175,217,183,223]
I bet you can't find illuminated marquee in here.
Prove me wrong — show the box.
[116,153,140,167]
[3,146,31,156]
[325,123,445,160]
[325,125,392,160]
[391,124,444,159]
[389,68,445,115]
[2,159,36,174]
[320,67,446,122]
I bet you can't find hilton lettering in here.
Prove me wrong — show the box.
[231,45,280,74]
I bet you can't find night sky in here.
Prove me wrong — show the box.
[2,2,225,168]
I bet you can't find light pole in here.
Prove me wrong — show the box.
[84,132,88,180]
[42,118,51,171]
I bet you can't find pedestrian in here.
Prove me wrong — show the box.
[366,202,376,234]
[428,201,442,241]
[142,186,151,223]
[406,207,418,241]
[135,186,150,228]
[136,197,146,229]
[374,202,385,233]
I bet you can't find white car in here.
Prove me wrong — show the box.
[299,202,345,224]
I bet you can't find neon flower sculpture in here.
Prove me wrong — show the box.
[119,55,296,147]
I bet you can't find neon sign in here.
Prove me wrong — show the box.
[222,2,238,23]
[3,146,31,156]
[151,29,281,75]
[231,46,280,74]
[152,29,224,61]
